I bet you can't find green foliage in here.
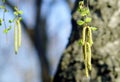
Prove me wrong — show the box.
[79,8,90,16]
[3,26,12,34]
[0,5,23,33]
[0,18,3,26]
[14,7,23,16]
[9,20,13,23]
[78,39,83,45]
[85,17,92,23]
[0,1,23,54]
[77,20,85,25]
[91,26,97,31]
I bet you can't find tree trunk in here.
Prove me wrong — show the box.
[53,0,120,82]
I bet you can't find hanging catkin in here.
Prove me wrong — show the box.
[16,19,21,48]
[82,26,93,77]
[77,0,96,78]
[84,42,89,77]
[86,42,92,71]
[83,45,86,60]
[87,26,93,46]
[14,24,18,54]
[14,19,22,54]
[82,26,87,45]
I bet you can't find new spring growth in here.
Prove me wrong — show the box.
[14,18,22,54]
[77,1,97,77]
[0,19,2,26]
[0,1,23,54]
[13,7,23,54]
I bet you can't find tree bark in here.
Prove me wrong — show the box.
[53,0,120,82]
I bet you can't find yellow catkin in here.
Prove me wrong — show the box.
[82,26,87,45]
[14,25,18,54]
[82,25,93,77]
[82,45,86,60]
[87,26,93,46]
[16,20,21,48]
[86,42,92,71]
[84,43,89,77]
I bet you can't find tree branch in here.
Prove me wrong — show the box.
[34,0,50,82]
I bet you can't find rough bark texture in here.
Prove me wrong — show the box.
[53,0,120,82]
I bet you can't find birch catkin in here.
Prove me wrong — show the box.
[83,45,86,60]
[82,26,93,77]
[16,20,21,48]
[78,0,96,78]
[84,43,89,77]
[14,25,18,54]
[14,19,22,54]
[86,42,92,70]
[82,26,87,45]
[87,26,93,46]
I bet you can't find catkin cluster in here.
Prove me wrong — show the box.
[82,26,93,77]
[77,0,97,77]
[14,18,22,54]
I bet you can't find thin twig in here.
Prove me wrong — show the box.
[2,1,8,42]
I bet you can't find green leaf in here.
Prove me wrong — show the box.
[80,9,87,16]
[14,7,18,11]
[79,8,90,16]
[91,27,97,31]
[84,8,90,15]
[14,12,18,16]
[3,29,8,34]
[85,17,92,23]
[78,39,83,45]
[0,19,2,26]
[0,18,2,22]
[14,7,23,16]
[0,6,5,9]
[18,10,23,15]
[3,26,12,34]
[9,20,13,23]
[77,20,85,25]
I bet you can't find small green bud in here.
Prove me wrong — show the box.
[77,20,85,25]
[9,20,13,23]
[85,17,92,23]
[18,10,23,15]
[78,39,83,45]
[14,12,18,16]
[3,29,8,34]
[91,27,97,31]
[0,19,3,26]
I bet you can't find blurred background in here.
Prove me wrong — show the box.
[0,0,73,82]
[0,0,120,82]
